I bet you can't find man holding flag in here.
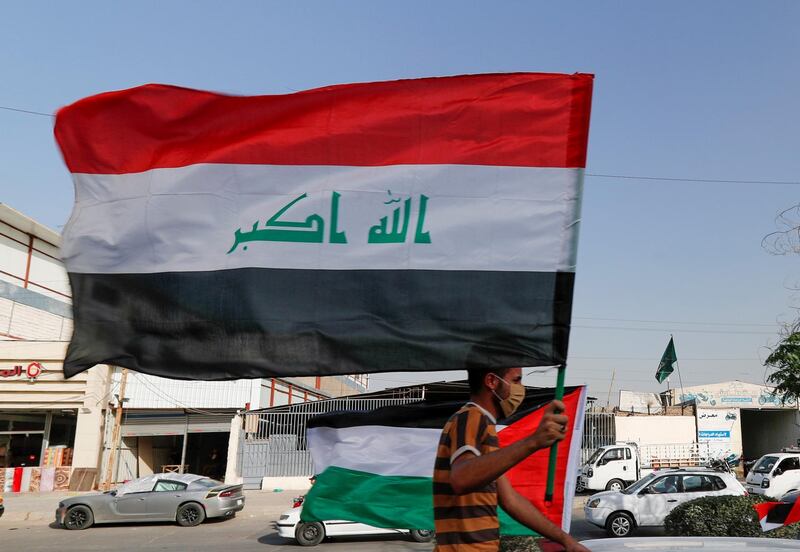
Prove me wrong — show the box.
[433,344,588,552]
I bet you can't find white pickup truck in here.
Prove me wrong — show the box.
[580,442,713,492]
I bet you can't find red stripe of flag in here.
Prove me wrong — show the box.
[55,73,593,175]
[499,387,584,528]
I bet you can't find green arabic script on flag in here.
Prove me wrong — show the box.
[655,336,677,383]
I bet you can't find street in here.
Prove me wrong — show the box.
[0,490,656,551]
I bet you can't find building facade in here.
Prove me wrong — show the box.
[672,380,800,464]
[0,204,368,490]
[0,204,111,491]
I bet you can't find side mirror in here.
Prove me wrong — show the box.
[774,469,783,477]
[638,488,650,496]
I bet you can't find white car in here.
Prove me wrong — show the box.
[584,468,745,537]
[583,537,800,551]
[745,452,800,499]
[275,506,434,546]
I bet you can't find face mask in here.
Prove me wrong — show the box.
[490,374,525,418]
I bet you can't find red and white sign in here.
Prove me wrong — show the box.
[0,362,46,381]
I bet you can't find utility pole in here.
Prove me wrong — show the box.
[605,368,616,411]
[103,368,128,491]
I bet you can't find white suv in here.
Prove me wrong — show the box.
[584,468,745,537]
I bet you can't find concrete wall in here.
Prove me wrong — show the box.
[614,415,697,445]
[137,436,155,477]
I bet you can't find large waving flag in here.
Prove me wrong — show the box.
[54,73,593,380]
[302,386,587,533]
[755,500,800,532]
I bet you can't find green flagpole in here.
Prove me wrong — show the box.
[544,364,566,503]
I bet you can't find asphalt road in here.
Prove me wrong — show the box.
[0,491,649,551]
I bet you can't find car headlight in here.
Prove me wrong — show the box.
[280,514,290,520]
[762,478,770,489]
[587,468,593,478]
[588,499,601,508]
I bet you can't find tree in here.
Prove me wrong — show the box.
[762,204,800,256]
[763,207,800,402]
[765,327,800,404]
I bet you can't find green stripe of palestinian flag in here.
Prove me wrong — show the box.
[302,386,586,534]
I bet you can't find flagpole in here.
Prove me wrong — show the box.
[672,334,686,407]
[545,364,566,503]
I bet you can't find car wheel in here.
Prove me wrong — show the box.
[410,529,434,543]
[606,512,634,538]
[64,505,94,530]
[606,479,625,492]
[176,502,206,527]
[295,521,325,546]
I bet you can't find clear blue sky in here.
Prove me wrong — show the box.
[2,1,799,400]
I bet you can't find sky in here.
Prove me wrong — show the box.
[2,1,799,401]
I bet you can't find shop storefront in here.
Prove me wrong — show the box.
[0,341,111,492]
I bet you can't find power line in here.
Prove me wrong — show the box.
[0,105,54,118]
[572,324,776,335]
[0,102,799,187]
[569,356,759,361]
[586,173,800,186]
[574,316,779,328]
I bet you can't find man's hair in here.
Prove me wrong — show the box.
[465,338,525,393]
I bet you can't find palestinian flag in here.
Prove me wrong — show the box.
[54,73,593,380]
[755,500,800,532]
[302,386,587,534]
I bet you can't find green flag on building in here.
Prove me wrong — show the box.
[655,337,677,383]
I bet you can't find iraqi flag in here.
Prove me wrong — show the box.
[754,500,800,532]
[54,73,593,380]
[301,386,587,534]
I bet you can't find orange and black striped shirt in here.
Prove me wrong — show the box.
[433,402,500,552]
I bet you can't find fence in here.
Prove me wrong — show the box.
[239,392,425,488]
[580,411,616,464]
[239,392,611,488]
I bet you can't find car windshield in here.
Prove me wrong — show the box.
[754,456,779,473]
[621,473,657,495]
[587,449,603,465]
[189,478,222,489]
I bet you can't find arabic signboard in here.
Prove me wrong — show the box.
[0,362,45,381]
[697,407,738,458]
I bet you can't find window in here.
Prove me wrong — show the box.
[754,456,779,473]
[601,448,624,463]
[777,457,800,473]
[625,448,632,460]
[153,480,187,492]
[711,476,727,491]
[682,475,715,493]
[189,478,222,489]
[648,475,680,494]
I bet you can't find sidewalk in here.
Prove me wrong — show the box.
[1,488,300,523]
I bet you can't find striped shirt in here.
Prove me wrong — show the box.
[433,402,500,552]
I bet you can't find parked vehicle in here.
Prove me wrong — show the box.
[276,506,434,546]
[745,450,800,499]
[0,494,4,518]
[580,442,713,492]
[583,467,745,537]
[583,537,800,551]
[55,473,244,530]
